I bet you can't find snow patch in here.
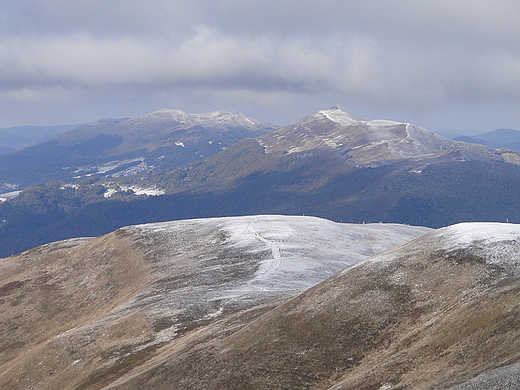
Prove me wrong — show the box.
[73,158,147,177]
[103,185,164,198]
[0,190,21,202]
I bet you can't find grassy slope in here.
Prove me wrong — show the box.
[111,231,520,390]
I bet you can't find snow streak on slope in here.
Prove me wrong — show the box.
[247,217,282,290]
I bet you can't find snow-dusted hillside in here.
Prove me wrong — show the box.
[259,106,520,167]
[132,108,274,131]
[0,215,428,389]
[58,108,278,148]
[355,222,520,273]
[153,221,520,390]
[127,215,431,312]
[3,217,520,389]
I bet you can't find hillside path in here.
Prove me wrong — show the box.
[247,217,283,290]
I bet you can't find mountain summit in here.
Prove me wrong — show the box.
[307,105,364,125]
[54,108,279,159]
[58,109,275,145]
[258,106,519,167]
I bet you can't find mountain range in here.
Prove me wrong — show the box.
[1,216,519,389]
[0,109,278,192]
[0,124,83,155]
[1,106,520,258]
[454,128,520,151]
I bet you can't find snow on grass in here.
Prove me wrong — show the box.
[134,215,431,300]
[352,222,520,274]
[52,215,430,351]
[434,222,520,250]
[73,157,148,178]
[432,222,520,270]
[0,190,22,202]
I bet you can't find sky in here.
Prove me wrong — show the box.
[1,1,520,133]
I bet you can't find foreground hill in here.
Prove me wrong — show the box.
[0,215,429,389]
[0,109,277,191]
[2,218,520,389]
[114,222,520,390]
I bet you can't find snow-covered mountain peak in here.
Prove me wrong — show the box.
[144,108,191,123]
[259,107,452,164]
[312,105,364,126]
[138,109,276,130]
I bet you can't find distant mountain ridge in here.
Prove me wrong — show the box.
[0,109,278,191]
[256,106,520,167]
[57,109,275,147]
[2,106,520,257]
[454,128,520,152]
[134,106,520,198]
[259,106,451,165]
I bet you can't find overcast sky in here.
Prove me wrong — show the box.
[1,1,520,132]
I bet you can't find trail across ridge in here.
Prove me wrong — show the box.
[247,217,283,290]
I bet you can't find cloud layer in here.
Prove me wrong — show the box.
[2,1,520,129]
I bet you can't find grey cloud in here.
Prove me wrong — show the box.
[1,1,520,130]
[7,1,520,44]
[3,30,518,106]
